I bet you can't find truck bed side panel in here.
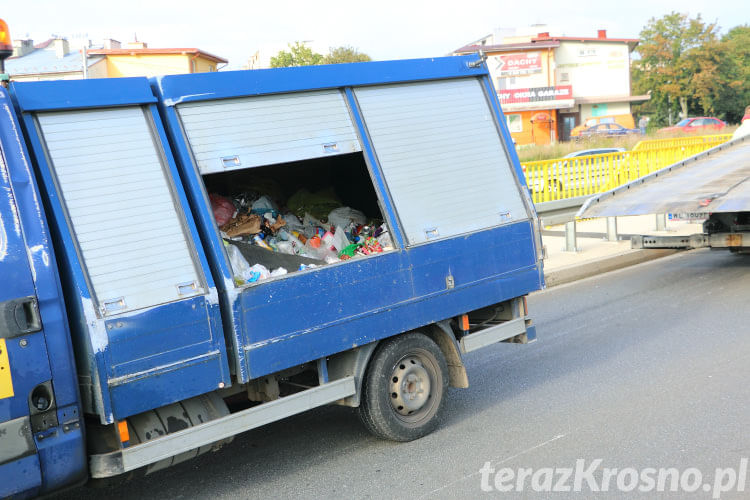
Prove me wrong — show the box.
[240,222,540,376]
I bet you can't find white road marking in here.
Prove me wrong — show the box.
[418,433,568,498]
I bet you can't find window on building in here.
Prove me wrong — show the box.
[560,72,569,83]
[507,114,522,133]
[191,60,197,73]
[578,48,597,57]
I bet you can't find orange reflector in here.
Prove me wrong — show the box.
[461,314,470,331]
[117,420,130,443]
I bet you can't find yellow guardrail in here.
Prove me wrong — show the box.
[522,135,732,204]
[631,134,732,151]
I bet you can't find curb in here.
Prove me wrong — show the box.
[543,248,680,287]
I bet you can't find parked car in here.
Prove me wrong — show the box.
[658,117,726,134]
[526,148,626,194]
[570,114,636,138]
[576,123,642,139]
[564,147,626,158]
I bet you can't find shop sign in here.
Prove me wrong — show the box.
[493,52,542,76]
[497,85,573,104]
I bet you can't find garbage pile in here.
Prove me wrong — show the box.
[210,189,394,286]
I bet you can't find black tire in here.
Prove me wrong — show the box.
[358,333,449,442]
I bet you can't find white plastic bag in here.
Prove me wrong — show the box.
[270,267,288,277]
[303,213,329,232]
[249,263,271,281]
[331,226,351,253]
[275,241,294,255]
[376,225,394,250]
[282,213,305,233]
[328,207,366,228]
[225,243,258,284]
[251,195,279,213]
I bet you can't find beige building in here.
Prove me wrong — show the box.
[6,38,227,81]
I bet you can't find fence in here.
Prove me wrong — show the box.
[521,135,733,204]
[631,134,732,151]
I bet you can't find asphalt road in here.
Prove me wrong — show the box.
[52,249,750,499]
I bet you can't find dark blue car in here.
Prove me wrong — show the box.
[577,122,642,139]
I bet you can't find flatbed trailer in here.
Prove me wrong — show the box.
[578,134,750,251]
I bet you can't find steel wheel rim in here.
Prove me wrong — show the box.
[388,349,439,423]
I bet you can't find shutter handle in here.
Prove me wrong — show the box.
[221,156,241,168]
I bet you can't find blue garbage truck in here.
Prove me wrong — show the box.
[0,47,544,497]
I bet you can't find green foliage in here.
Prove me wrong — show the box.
[632,14,750,125]
[270,43,372,68]
[323,46,372,64]
[713,25,750,123]
[632,12,720,126]
[270,42,324,68]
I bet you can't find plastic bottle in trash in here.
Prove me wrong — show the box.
[291,230,307,244]
[253,234,273,251]
[279,228,307,256]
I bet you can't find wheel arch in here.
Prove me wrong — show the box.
[424,321,469,389]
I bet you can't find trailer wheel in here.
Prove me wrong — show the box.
[359,333,448,441]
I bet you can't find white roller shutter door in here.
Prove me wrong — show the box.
[177,90,362,174]
[354,79,529,245]
[37,107,203,316]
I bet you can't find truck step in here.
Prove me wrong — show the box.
[89,377,355,478]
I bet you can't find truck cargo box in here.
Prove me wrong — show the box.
[153,55,545,382]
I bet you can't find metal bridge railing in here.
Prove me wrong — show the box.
[522,135,732,204]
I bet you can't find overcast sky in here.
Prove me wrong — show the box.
[4,1,748,69]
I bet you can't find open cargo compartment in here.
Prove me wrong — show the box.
[203,151,396,285]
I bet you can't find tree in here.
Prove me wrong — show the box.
[270,42,324,68]
[712,25,750,123]
[632,12,721,126]
[323,46,372,64]
[269,43,372,68]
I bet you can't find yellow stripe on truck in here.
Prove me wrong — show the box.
[0,339,14,399]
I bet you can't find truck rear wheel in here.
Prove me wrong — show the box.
[358,333,448,441]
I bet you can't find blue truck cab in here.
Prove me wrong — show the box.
[0,86,86,497]
[1,55,543,498]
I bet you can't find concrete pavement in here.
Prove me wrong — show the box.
[541,214,704,287]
